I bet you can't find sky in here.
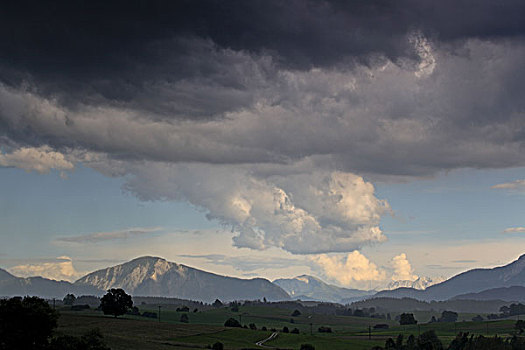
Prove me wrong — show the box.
[1,0,525,289]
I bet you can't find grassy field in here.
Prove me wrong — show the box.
[55,304,523,350]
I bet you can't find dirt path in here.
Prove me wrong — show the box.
[255,332,279,348]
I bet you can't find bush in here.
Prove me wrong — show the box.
[224,318,242,327]
[141,311,157,318]
[291,328,300,334]
[282,326,289,333]
[373,324,389,329]
[212,342,223,350]
[261,326,267,331]
[249,323,257,330]
[49,328,110,350]
[318,326,332,333]
[438,310,458,323]
[300,344,315,350]
[71,304,90,311]
[291,309,301,317]
[180,314,189,323]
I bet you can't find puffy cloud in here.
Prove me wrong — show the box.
[391,253,418,281]
[312,251,387,287]
[503,227,525,233]
[492,180,525,192]
[8,256,80,281]
[121,163,389,254]
[0,146,74,174]
[56,227,163,243]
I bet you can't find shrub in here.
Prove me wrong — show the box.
[180,314,189,323]
[212,342,223,350]
[291,309,301,317]
[282,326,289,333]
[224,318,242,327]
[291,328,300,334]
[318,326,332,333]
[300,344,315,350]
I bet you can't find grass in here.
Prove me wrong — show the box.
[56,305,523,350]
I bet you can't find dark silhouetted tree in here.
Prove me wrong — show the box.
[63,293,76,306]
[0,296,59,350]
[282,326,289,333]
[417,330,443,350]
[213,299,223,308]
[249,323,257,330]
[399,313,417,325]
[99,288,133,318]
[180,313,189,323]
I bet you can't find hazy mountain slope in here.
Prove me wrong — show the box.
[273,275,372,303]
[375,254,525,301]
[386,277,445,290]
[0,268,101,299]
[452,286,525,302]
[75,256,290,302]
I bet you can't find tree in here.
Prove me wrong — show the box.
[224,318,241,327]
[300,344,315,350]
[399,313,417,325]
[417,330,443,350]
[291,328,300,334]
[472,315,484,322]
[63,293,76,306]
[291,309,301,317]
[99,288,133,318]
[0,296,59,350]
[249,323,257,330]
[49,328,110,350]
[213,299,223,308]
[180,314,189,323]
[282,326,289,333]
[438,310,458,323]
[516,320,525,334]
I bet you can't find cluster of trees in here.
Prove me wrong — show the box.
[339,307,389,319]
[500,304,525,317]
[372,330,525,350]
[399,313,417,325]
[371,331,443,350]
[0,296,110,350]
[428,311,459,323]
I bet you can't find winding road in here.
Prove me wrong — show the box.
[255,331,279,348]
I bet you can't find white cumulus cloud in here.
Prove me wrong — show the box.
[503,227,525,233]
[8,256,81,282]
[391,253,418,281]
[0,146,74,174]
[312,251,387,288]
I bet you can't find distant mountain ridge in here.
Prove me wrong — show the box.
[74,256,290,303]
[386,276,445,290]
[452,286,525,302]
[376,254,525,301]
[0,268,100,299]
[273,274,372,303]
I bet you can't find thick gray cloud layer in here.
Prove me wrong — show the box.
[2,1,525,254]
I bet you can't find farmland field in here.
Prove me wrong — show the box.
[55,304,524,350]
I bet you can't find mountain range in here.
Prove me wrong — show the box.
[75,256,289,303]
[376,254,525,301]
[3,254,525,303]
[273,275,373,303]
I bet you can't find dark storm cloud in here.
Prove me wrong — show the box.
[2,1,525,254]
[1,0,525,104]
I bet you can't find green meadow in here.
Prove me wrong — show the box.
[55,304,524,350]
